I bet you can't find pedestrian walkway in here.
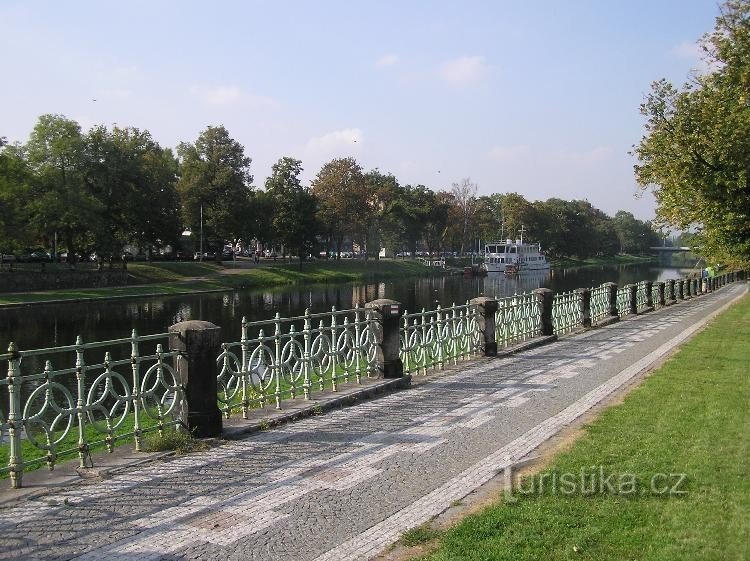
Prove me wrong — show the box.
[0,283,745,561]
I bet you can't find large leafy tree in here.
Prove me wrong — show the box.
[23,114,101,261]
[176,125,254,252]
[264,157,319,260]
[0,145,33,254]
[634,0,750,267]
[84,125,180,260]
[386,184,437,256]
[310,157,365,257]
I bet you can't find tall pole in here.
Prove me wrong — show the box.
[199,204,204,263]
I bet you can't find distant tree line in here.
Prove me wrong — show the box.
[0,114,661,263]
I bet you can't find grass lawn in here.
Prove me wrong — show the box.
[414,293,750,561]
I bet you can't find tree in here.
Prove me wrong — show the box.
[310,157,365,258]
[450,177,478,254]
[361,170,399,260]
[634,0,750,267]
[23,114,100,261]
[84,125,181,261]
[0,145,33,254]
[383,183,434,256]
[612,211,659,255]
[264,157,319,261]
[176,126,254,254]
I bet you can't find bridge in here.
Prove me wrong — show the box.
[650,246,693,252]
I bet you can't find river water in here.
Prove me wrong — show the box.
[0,264,689,352]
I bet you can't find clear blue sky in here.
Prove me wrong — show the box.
[1,1,720,219]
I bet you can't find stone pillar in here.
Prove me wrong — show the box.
[365,299,404,378]
[656,281,665,307]
[677,279,684,300]
[694,278,700,295]
[604,282,618,319]
[644,280,654,310]
[470,296,498,356]
[576,288,592,328]
[168,320,222,438]
[627,284,638,315]
[667,279,676,304]
[534,288,554,336]
[686,278,694,298]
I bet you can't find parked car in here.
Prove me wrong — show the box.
[0,254,16,264]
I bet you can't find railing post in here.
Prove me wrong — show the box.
[365,299,405,378]
[576,288,591,328]
[604,282,618,319]
[534,288,554,336]
[6,343,23,488]
[470,297,498,356]
[685,278,692,298]
[666,279,676,304]
[644,280,654,311]
[627,284,637,315]
[168,320,222,438]
[677,279,684,300]
[656,281,665,307]
[693,278,700,296]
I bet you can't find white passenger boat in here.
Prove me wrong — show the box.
[481,228,550,274]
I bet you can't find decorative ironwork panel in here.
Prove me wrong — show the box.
[218,305,377,417]
[494,292,541,347]
[0,332,180,487]
[400,302,481,375]
[552,291,582,335]
[590,284,610,325]
[652,284,663,309]
[616,286,631,317]
[636,281,649,311]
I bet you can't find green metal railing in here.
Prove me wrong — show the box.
[0,332,180,488]
[495,292,541,347]
[552,290,582,335]
[590,285,610,325]
[400,302,481,375]
[218,305,377,416]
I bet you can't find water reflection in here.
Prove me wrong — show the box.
[0,264,690,351]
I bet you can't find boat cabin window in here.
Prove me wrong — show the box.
[509,246,516,253]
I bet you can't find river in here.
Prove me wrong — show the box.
[0,263,690,352]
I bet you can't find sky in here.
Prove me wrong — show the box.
[0,1,721,219]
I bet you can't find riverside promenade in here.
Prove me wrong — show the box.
[0,282,746,561]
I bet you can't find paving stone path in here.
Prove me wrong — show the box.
[0,284,745,561]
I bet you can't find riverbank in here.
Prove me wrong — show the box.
[405,293,750,561]
[0,260,439,307]
[549,253,656,269]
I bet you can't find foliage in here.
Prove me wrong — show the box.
[310,157,365,256]
[143,429,210,454]
[176,125,254,250]
[264,157,319,260]
[634,0,750,267]
[450,177,478,254]
[1,114,664,265]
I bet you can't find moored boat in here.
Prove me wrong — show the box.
[481,228,550,274]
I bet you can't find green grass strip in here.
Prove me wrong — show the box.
[418,293,750,561]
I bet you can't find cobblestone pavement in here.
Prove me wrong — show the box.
[0,284,745,561]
